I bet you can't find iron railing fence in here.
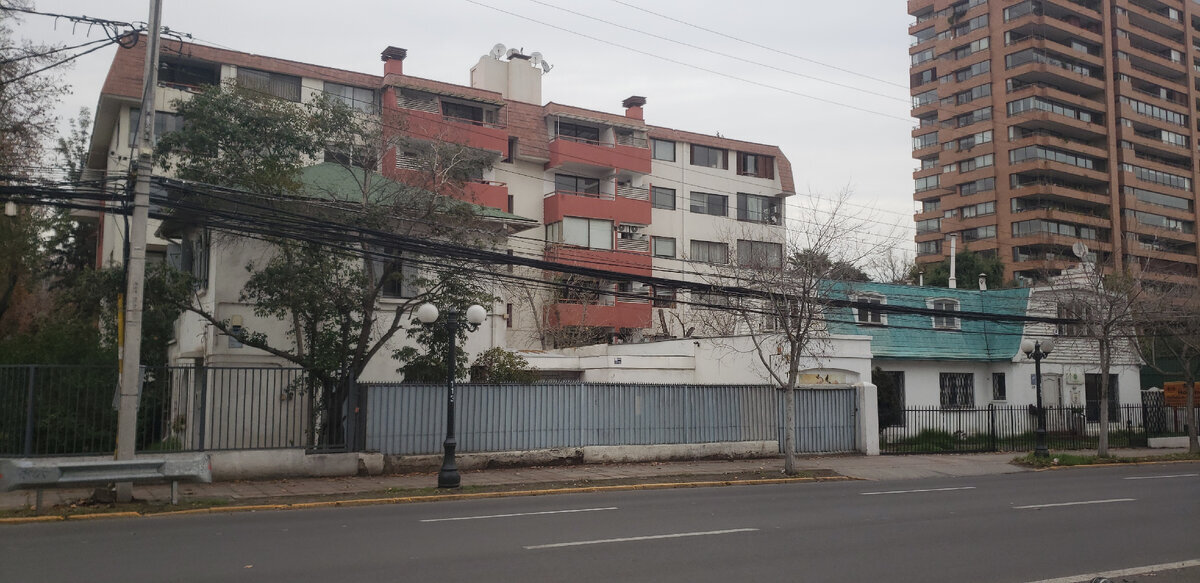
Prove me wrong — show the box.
[0,365,351,456]
[881,403,1153,454]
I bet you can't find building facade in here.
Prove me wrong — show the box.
[909,0,1200,287]
[82,40,794,372]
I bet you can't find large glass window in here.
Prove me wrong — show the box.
[548,217,613,249]
[736,193,781,224]
[236,68,301,102]
[690,192,728,216]
[652,186,676,210]
[556,121,600,143]
[689,240,729,264]
[652,236,676,258]
[651,139,676,161]
[690,144,728,169]
[736,240,783,268]
[554,174,601,195]
[128,109,186,145]
[737,152,774,178]
[325,82,377,113]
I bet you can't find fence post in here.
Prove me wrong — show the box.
[345,375,360,452]
[988,404,997,452]
[22,366,36,456]
[193,358,207,451]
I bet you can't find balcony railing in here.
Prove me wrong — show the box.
[545,189,614,200]
[616,184,649,201]
[552,134,605,146]
[616,134,648,148]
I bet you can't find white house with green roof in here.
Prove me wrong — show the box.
[826,276,1141,429]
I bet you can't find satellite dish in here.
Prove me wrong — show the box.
[505,48,520,59]
[530,52,543,66]
[489,43,506,59]
[1072,242,1090,260]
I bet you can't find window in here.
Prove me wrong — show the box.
[690,144,728,169]
[651,139,675,161]
[856,294,885,325]
[911,48,934,65]
[1084,374,1119,422]
[1120,164,1191,191]
[913,132,938,150]
[737,193,780,224]
[931,298,959,329]
[922,199,941,213]
[917,240,942,256]
[557,120,600,143]
[652,236,676,258]
[916,218,941,234]
[158,56,219,88]
[959,177,994,196]
[547,217,613,250]
[915,175,940,193]
[962,224,996,241]
[689,192,728,216]
[176,230,209,291]
[940,373,974,409]
[913,89,938,108]
[737,152,774,178]
[554,174,601,195]
[960,201,995,218]
[992,373,1006,401]
[442,101,486,125]
[325,82,376,113]
[957,153,993,173]
[689,240,729,264]
[652,186,676,210]
[236,68,301,102]
[128,109,186,146]
[373,248,418,299]
[736,240,783,269]
[652,287,677,308]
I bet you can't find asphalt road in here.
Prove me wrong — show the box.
[2,463,1196,583]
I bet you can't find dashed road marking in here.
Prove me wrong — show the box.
[524,528,759,550]
[420,507,618,522]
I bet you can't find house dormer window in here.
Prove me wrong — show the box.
[930,298,960,330]
[855,294,886,325]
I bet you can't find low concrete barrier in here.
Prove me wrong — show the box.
[1148,436,1192,449]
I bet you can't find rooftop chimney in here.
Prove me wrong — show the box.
[978,273,987,291]
[623,95,647,120]
[381,46,408,76]
[948,234,958,289]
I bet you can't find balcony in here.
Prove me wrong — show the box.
[462,180,510,212]
[398,108,509,158]
[545,243,653,277]
[547,135,651,174]
[548,299,652,329]
[544,188,651,226]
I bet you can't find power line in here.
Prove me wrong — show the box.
[527,0,909,104]
[605,0,910,91]
[459,0,913,123]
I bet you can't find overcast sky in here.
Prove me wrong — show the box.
[21,0,917,248]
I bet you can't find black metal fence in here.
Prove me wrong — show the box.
[0,365,355,457]
[880,403,1178,454]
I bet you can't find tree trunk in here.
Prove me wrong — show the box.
[783,385,797,475]
[1186,377,1198,455]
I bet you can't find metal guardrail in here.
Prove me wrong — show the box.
[0,454,211,507]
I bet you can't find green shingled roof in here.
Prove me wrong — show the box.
[296,162,536,224]
[826,281,1030,361]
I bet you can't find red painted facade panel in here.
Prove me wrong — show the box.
[545,245,652,277]
[400,109,509,158]
[544,191,651,225]
[549,301,652,329]
[547,139,651,174]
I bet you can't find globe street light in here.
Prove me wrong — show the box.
[1021,337,1055,458]
[415,302,487,488]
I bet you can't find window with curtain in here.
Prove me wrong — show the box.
[236,68,301,102]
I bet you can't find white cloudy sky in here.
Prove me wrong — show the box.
[20,0,917,248]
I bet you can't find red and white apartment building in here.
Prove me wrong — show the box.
[83,40,793,375]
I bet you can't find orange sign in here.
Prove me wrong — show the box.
[1162,382,1197,408]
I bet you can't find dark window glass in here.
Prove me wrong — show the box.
[236,68,301,102]
[555,174,601,195]
[652,186,676,210]
[558,121,600,143]
[690,144,728,169]
[689,192,728,216]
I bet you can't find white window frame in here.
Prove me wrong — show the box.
[928,297,960,330]
[854,293,887,325]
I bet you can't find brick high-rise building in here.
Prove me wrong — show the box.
[909,0,1199,286]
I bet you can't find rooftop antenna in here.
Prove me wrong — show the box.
[530,51,552,73]
[489,43,506,60]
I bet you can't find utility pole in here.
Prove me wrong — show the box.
[115,0,163,503]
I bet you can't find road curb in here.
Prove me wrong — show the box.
[1028,458,1200,471]
[0,474,854,524]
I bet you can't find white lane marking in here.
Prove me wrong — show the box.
[860,486,976,496]
[524,528,759,550]
[1014,498,1135,510]
[1124,473,1198,480]
[420,507,618,523]
[1024,558,1200,583]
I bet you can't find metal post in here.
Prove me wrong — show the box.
[1034,343,1049,458]
[116,0,163,503]
[988,403,997,452]
[194,358,207,451]
[438,310,461,488]
[23,366,35,456]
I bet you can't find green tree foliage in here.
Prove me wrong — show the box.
[394,271,495,382]
[470,347,539,383]
[915,249,1007,289]
[790,248,870,282]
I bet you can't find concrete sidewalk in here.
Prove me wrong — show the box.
[1,448,1190,511]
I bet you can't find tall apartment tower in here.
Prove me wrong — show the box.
[909,0,1200,286]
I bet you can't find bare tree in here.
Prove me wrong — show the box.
[1132,283,1200,454]
[1040,261,1144,457]
[701,189,898,474]
[868,247,916,284]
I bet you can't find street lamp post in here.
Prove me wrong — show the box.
[415,302,487,488]
[1021,337,1055,458]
